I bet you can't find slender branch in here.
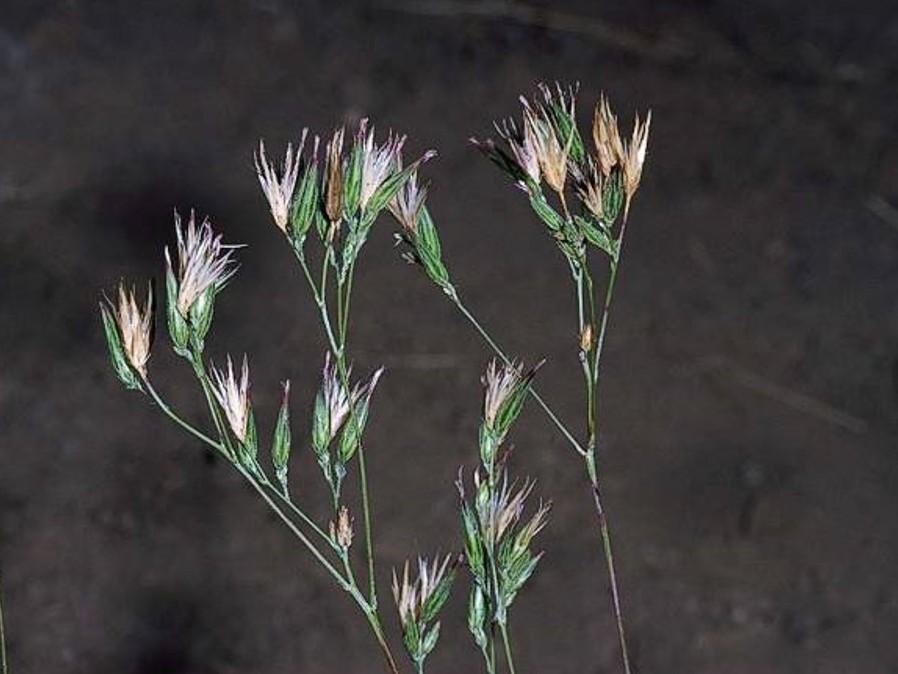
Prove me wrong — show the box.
[0,567,8,674]
[499,621,517,674]
[144,380,225,453]
[449,293,587,457]
[588,475,632,674]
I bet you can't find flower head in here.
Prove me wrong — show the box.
[392,554,456,627]
[621,111,651,221]
[573,155,605,220]
[324,126,345,223]
[482,359,524,429]
[319,353,384,445]
[592,95,625,178]
[357,119,406,212]
[210,355,251,443]
[330,505,353,549]
[104,282,154,379]
[494,117,541,189]
[255,134,305,233]
[387,167,427,234]
[165,211,239,317]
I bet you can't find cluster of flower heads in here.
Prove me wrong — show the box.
[254,119,434,271]
[459,359,550,650]
[473,83,651,263]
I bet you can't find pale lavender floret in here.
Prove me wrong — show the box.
[320,352,384,443]
[166,210,240,317]
[211,354,251,443]
[255,131,306,233]
[357,118,407,211]
[388,168,427,233]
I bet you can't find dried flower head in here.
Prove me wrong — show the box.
[330,505,353,549]
[388,168,427,234]
[357,119,406,211]
[621,111,652,221]
[105,282,154,379]
[165,211,239,317]
[211,355,251,443]
[523,104,569,197]
[592,95,625,178]
[574,156,605,220]
[255,134,305,233]
[325,127,345,223]
[392,554,455,627]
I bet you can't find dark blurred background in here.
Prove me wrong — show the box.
[2,0,898,672]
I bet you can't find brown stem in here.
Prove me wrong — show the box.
[589,474,633,674]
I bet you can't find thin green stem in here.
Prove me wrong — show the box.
[240,464,355,598]
[190,355,238,461]
[144,380,225,453]
[0,567,8,674]
[498,621,517,674]
[450,294,586,458]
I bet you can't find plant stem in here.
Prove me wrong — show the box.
[498,621,517,674]
[0,567,8,674]
[449,293,586,458]
[299,242,380,610]
[585,463,632,674]
[144,380,225,453]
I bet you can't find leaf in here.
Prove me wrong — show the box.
[576,215,615,258]
[529,193,565,233]
[271,382,292,472]
[422,621,441,657]
[165,263,189,356]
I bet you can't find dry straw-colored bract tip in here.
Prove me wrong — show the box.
[165,211,239,317]
[255,133,305,233]
[325,126,345,223]
[105,282,154,379]
[330,505,353,549]
[622,111,652,221]
[522,97,571,198]
[210,354,252,443]
[593,94,625,178]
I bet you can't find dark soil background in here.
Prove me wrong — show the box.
[2,1,898,672]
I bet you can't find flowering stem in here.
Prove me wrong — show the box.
[144,380,226,454]
[499,621,517,674]
[296,241,382,612]
[448,291,586,458]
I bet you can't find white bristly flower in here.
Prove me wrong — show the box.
[165,211,239,317]
[495,117,541,189]
[320,353,384,444]
[108,282,154,378]
[482,359,523,429]
[391,554,454,627]
[211,355,251,443]
[357,119,406,212]
[387,168,427,234]
[255,134,305,233]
